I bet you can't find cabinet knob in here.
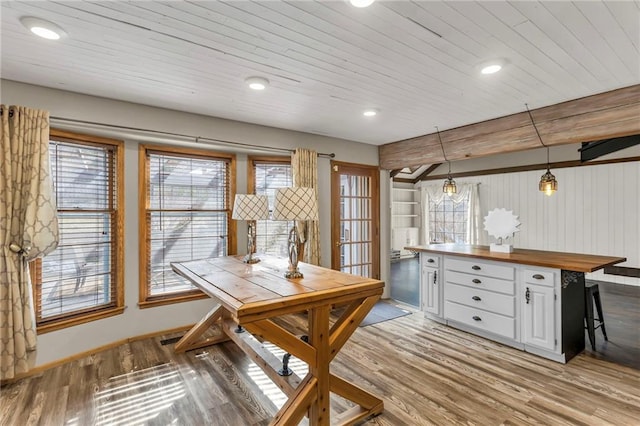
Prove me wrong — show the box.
[532,274,544,280]
[472,265,481,270]
[427,258,435,263]
[472,296,481,301]
[472,278,481,284]
[472,316,482,321]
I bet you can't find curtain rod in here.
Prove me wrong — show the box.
[50,116,336,158]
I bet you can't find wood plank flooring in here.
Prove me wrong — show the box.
[2,303,640,425]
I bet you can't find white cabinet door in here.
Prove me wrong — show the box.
[422,267,440,316]
[522,284,556,351]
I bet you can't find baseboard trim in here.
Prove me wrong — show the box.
[1,324,194,385]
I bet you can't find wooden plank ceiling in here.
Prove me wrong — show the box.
[1,1,638,146]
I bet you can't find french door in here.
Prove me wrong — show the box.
[331,161,380,279]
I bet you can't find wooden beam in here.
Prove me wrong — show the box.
[604,266,640,278]
[580,135,640,161]
[412,163,441,183]
[379,85,640,170]
[389,169,402,178]
[416,156,640,182]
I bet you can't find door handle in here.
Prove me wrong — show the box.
[433,271,437,285]
[525,287,531,304]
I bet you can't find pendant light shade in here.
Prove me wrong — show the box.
[443,176,457,196]
[435,126,456,196]
[526,104,557,196]
[539,169,558,196]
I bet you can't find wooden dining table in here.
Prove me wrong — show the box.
[171,255,385,426]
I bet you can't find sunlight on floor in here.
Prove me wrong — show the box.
[84,340,311,425]
[246,341,309,409]
[93,363,185,426]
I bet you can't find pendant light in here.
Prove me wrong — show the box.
[436,126,457,196]
[525,104,557,196]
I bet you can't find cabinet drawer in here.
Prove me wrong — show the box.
[445,270,515,295]
[422,254,440,268]
[445,257,515,280]
[524,269,555,287]
[446,283,516,317]
[445,301,516,340]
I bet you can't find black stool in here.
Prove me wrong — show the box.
[585,282,608,350]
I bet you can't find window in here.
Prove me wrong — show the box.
[248,157,293,257]
[139,146,235,307]
[428,195,469,244]
[32,130,124,333]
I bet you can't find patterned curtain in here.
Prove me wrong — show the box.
[0,105,59,380]
[291,148,321,265]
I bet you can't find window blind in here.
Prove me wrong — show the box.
[253,161,293,257]
[37,140,118,322]
[145,151,231,297]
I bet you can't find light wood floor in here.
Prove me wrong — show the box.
[2,305,640,426]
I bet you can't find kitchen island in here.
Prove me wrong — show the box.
[406,244,626,362]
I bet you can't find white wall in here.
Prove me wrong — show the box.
[1,80,387,367]
[422,160,640,286]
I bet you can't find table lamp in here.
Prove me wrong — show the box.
[272,187,319,279]
[232,194,269,264]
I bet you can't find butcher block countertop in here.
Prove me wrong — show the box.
[405,244,626,273]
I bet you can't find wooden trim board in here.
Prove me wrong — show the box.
[0,324,194,385]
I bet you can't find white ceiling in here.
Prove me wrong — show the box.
[1,1,638,146]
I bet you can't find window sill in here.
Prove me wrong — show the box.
[37,306,125,334]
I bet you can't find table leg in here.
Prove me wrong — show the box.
[308,304,331,425]
[240,294,383,425]
[174,304,229,353]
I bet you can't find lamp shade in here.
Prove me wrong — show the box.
[232,194,269,220]
[272,187,319,221]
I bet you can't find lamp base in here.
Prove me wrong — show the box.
[284,269,303,279]
[243,254,260,264]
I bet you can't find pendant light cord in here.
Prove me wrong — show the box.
[435,126,452,175]
[525,104,550,167]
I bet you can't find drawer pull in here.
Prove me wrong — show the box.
[472,278,481,284]
[427,258,435,263]
[472,316,482,321]
[472,296,481,301]
[472,265,481,270]
[532,274,544,280]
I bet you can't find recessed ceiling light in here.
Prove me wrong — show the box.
[350,0,375,7]
[478,59,506,75]
[363,109,378,117]
[20,17,66,40]
[245,76,269,90]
